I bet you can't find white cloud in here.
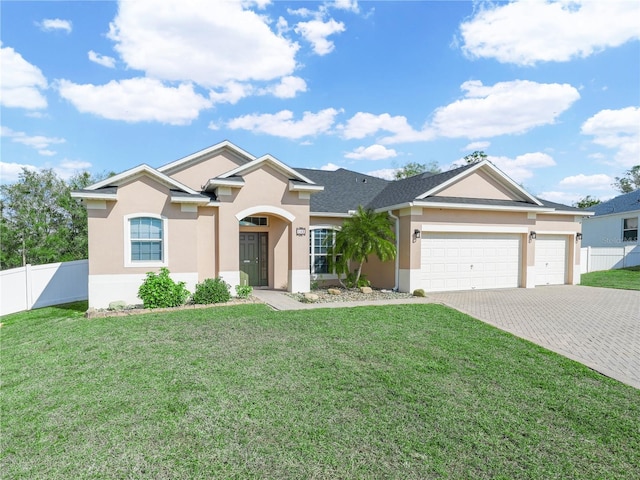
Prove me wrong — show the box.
[460,1,640,66]
[452,151,556,183]
[581,106,640,167]
[227,108,340,139]
[264,76,307,98]
[209,82,254,105]
[55,160,93,180]
[38,18,72,33]
[536,191,583,205]
[58,77,212,125]
[0,162,38,183]
[463,141,491,151]
[320,162,341,171]
[0,44,48,109]
[88,50,116,68]
[333,0,359,13]
[489,152,556,183]
[341,112,434,144]
[1,126,65,155]
[558,174,614,190]
[432,80,580,139]
[345,144,397,160]
[366,168,396,181]
[0,159,92,183]
[107,0,299,87]
[294,18,345,55]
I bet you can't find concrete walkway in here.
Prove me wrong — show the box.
[252,286,640,389]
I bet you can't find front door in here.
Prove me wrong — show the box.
[239,232,268,286]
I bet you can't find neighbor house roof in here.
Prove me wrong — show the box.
[587,189,640,217]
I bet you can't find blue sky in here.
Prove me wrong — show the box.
[1,0,638,204]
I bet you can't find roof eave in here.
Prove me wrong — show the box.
[70,191,117,201]
[289,181,324,193]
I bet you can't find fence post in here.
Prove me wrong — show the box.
[25,264,33,310]
[586,246,591,273]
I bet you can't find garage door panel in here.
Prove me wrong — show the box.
[421,233,521,292]
[535,235,567,286]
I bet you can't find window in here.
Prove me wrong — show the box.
[240,216,268,226]
[623,217,638,242]
[125,215,167,266]
[310,228,337,275]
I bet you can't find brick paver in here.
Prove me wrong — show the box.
[427,285,640,389]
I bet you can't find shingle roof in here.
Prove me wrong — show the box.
[295,168,389,213]
[587,189,640,216]
[536,198,584,212]
[297,163,579,213]
[366,163,476,209]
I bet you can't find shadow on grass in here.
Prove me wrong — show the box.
[50,300,88,313]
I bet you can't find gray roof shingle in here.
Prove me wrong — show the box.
[295,168,389,213]
[296,163,579,213]
[587,189,640,216]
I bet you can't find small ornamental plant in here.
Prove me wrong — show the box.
[192,278,231,304]
[138,268,190,309]
[235,284,253,299]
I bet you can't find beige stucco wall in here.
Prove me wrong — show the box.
[215,165,311,289]
[435,170,517,201]
[87,175,200,276]
[166,150,247,191]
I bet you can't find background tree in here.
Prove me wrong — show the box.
[329,206,396,287]
[393,161,441,180]
[463,150,488,164]
[0,168,96,270]
[612,165,640,193]
[574,196,601,209]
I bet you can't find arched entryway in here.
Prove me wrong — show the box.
[235,206,296,289]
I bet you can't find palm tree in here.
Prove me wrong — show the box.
[330,206,396,288]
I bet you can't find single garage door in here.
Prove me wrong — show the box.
[421,233,521,292]
[535,235,567,285]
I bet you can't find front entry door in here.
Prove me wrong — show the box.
[239,233,268,286]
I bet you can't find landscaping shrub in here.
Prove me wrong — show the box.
[138,268,190,308]
[413,288,426,297]
[344,271,371,288]
[192,278,231,304]
[235,284,253,299]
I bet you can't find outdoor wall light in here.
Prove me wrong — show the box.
[413,229,421,242]
[529,231,537,241]
[576,232,583,242]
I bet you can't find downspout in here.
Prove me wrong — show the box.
[388,211,400,291]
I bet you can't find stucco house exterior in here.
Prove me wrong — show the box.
[73,141,587,308]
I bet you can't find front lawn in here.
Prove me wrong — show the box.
[2,302,639,479]
[581,265,640,290]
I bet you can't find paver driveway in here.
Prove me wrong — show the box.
[427,285,640,389]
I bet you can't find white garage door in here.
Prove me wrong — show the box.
[421,233,521,292]
[535,235,567,286]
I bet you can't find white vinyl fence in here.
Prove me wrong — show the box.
[580,246,640,273]
[0,260,88,316]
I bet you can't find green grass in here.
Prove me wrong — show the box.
[2,302,639,479]
[581,265,640,290]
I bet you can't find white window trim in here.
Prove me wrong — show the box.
[124,213,169,268]
[310,226,341,279]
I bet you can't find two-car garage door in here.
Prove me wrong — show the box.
[421,233,521,292]
[420,232,569,292]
